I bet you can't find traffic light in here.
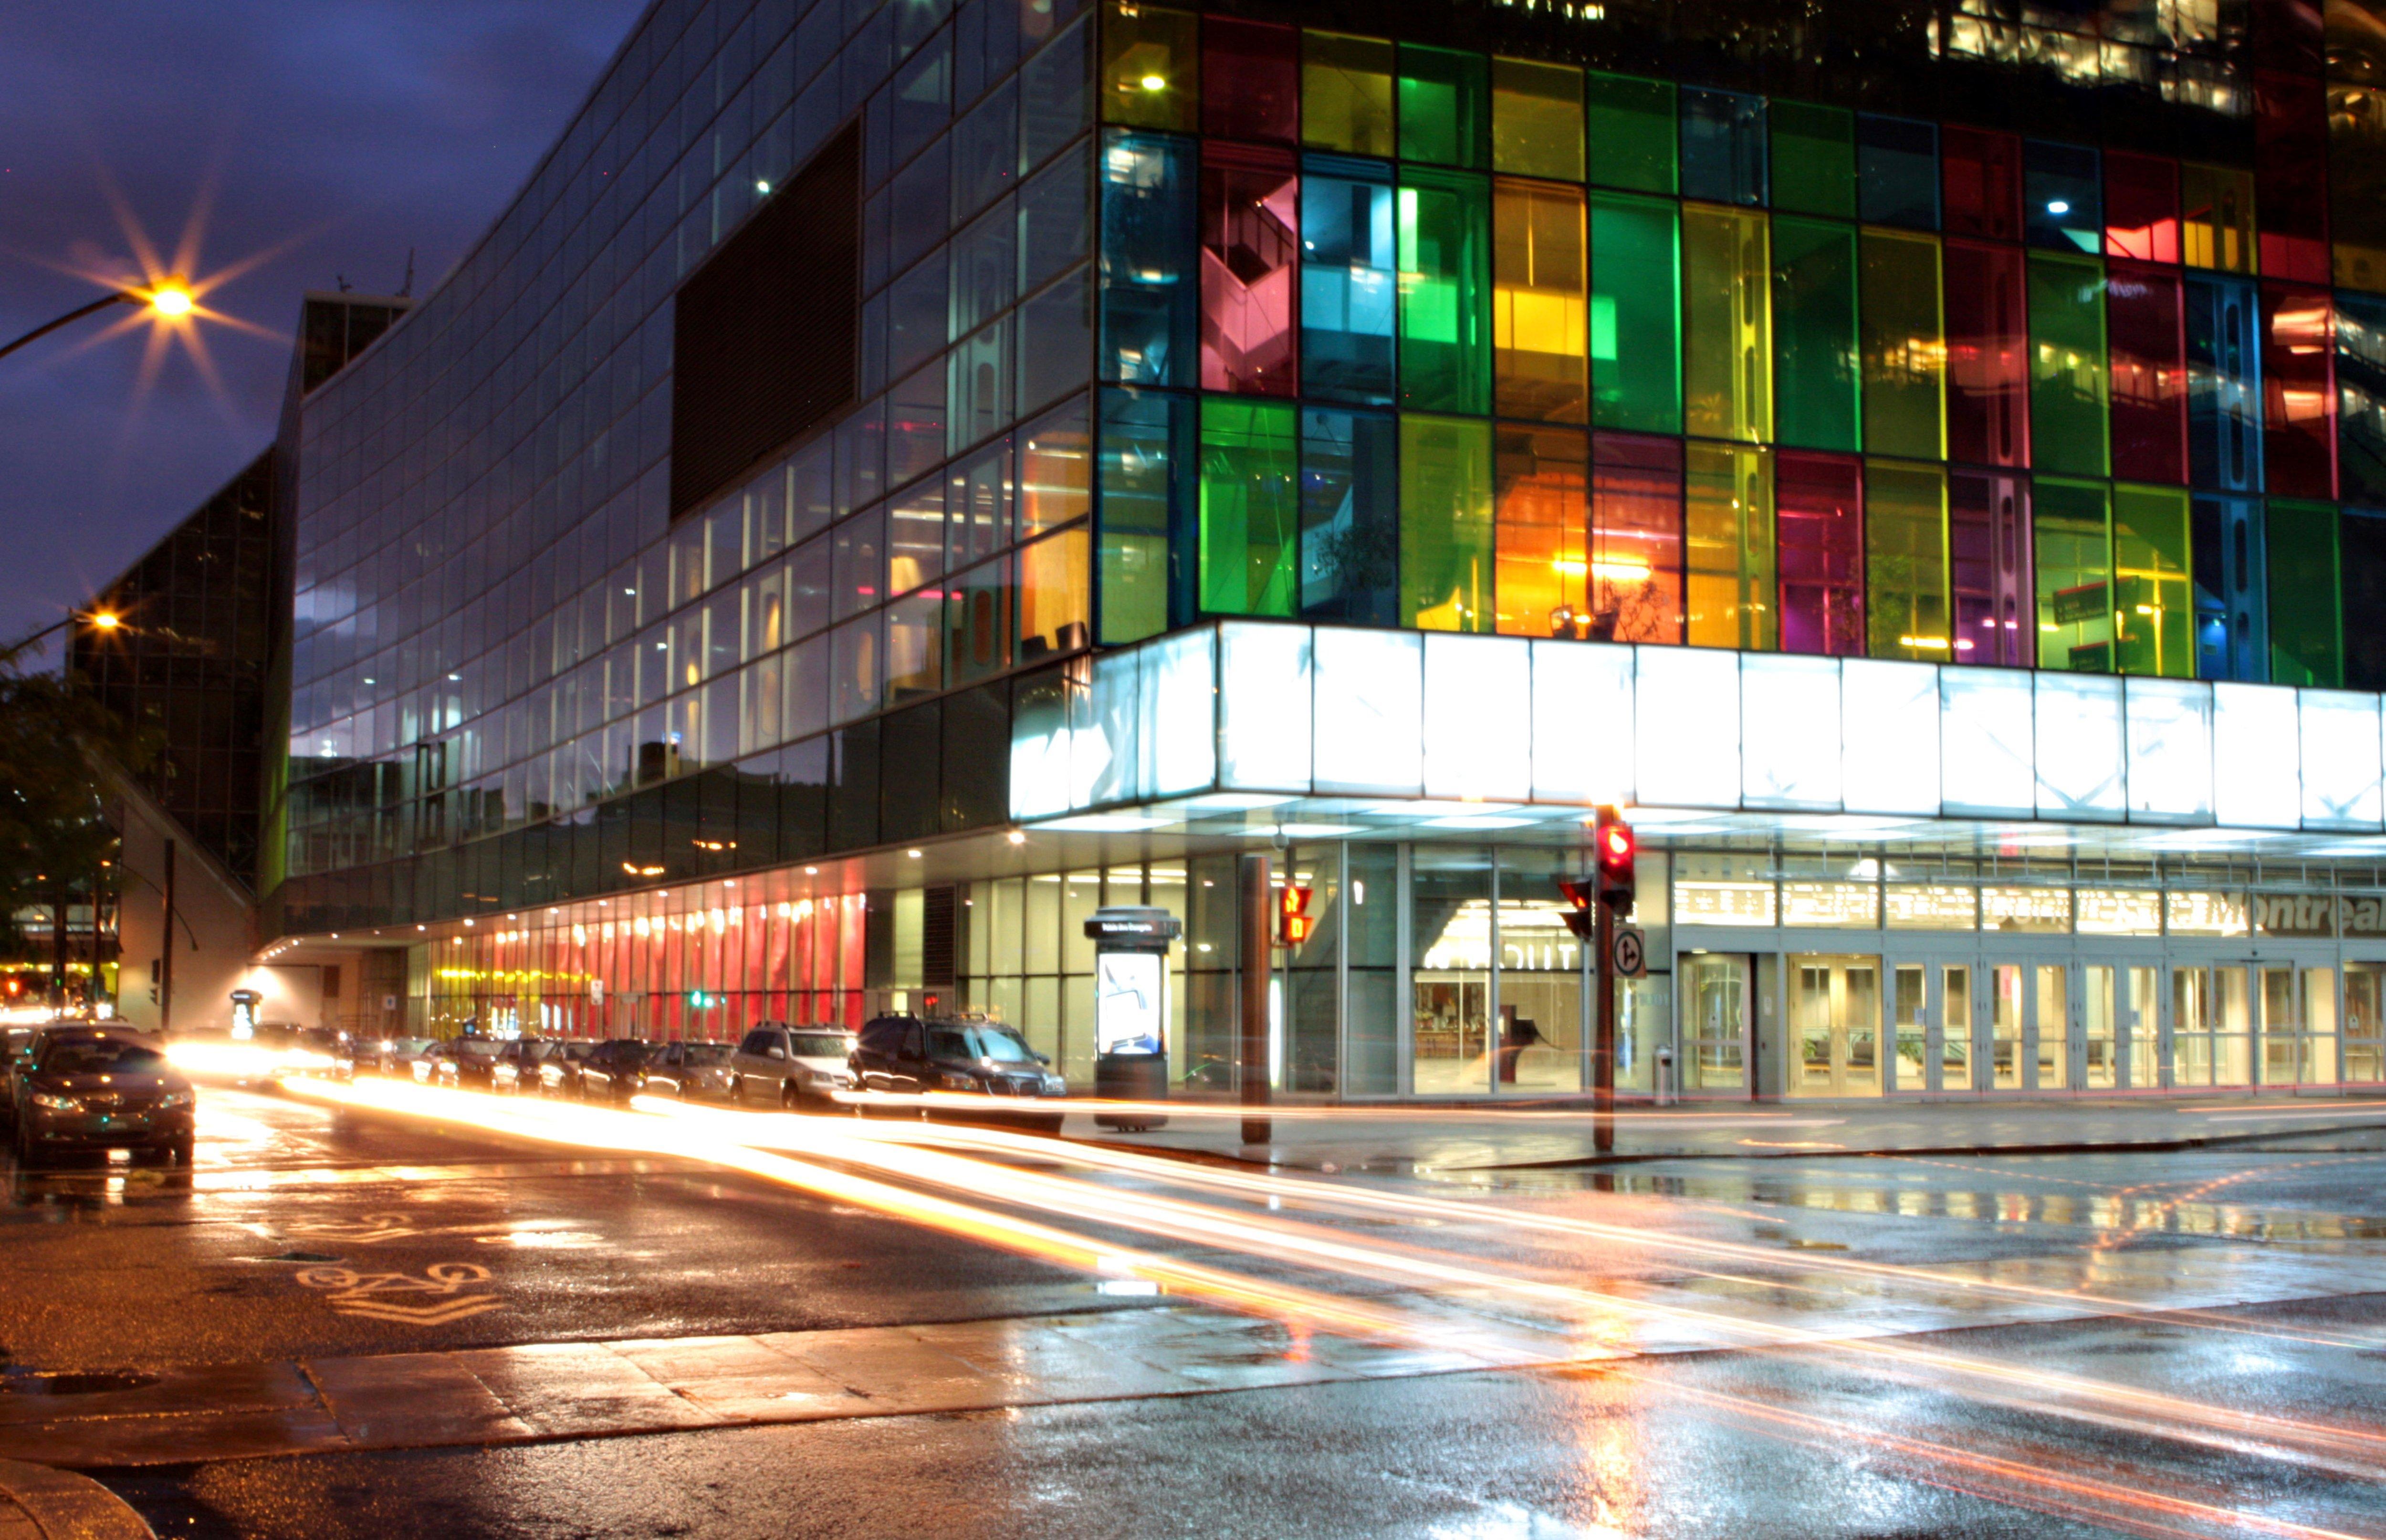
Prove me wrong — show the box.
[1593,806,1637,915]
[1554,877,1598,941]
[1277,884,1315,947]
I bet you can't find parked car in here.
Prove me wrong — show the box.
[416,1037,503,1091]
[537,1040,596,1098]
[357,1037,435,1077]
[638,1041,735,1101]
[729,1023,857,1108]
[0,1028,40,1130]
[577,1039,651,1103]
[490,1040,565,1094]
[850,1014,1066,1133]
[11,1026,195,1168]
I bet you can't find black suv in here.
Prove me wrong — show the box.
[577,1039,651,1103]
[850,1015,1066,1133]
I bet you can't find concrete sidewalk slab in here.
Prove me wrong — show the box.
[0,1459,154,1539]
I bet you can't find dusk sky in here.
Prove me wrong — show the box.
[0,1,648,645]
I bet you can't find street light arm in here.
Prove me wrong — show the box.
[0,291,138,364]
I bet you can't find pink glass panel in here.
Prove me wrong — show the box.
[1943,240,2030,468]
[2262,281,2338,498]
[2107,261,2187,485]
[2104,152,2179,263]
[1775,451,1865,656]
[1200,144,1299,395]
[1590,432,1685,644]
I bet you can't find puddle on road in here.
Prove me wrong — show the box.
[0,1367,158,1396]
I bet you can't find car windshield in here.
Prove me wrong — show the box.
[928,1025,1036,1063]
[790,1033,850,1058]
[40,1037,166,1075]
[685,1044,731,1064]
[455,1040,500,1058]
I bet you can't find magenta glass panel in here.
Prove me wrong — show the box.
[2256,70,2331,285]
[2262,281,2338,498]
[1950,470,2033,667]
[2104,152,2179,263]
[1590,431,1685,644]
[1202,18,1299,145]
[2107,261,2187,485]
[1942,126,2021,242]
[1943,240,2029,468]
[1200,144,1299,396]
[1777,451,1865,656]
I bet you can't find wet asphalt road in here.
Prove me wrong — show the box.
[8,1086,2386,1538]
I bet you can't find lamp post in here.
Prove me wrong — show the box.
[0,278,194,365]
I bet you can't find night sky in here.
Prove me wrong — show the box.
[0,1,648,646]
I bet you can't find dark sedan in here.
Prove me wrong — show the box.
[576,1039,651,1103]
[11,1028,195,1168]
[850,1015,1067,1134]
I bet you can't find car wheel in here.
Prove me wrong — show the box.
[730,1076,745,1105]
[171,1136,195,1167]
[780,1079,803,1110]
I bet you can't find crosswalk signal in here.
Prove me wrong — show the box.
[1277,884,1315,947]
[1555,877,1598,942]
[1593,806,1637,916]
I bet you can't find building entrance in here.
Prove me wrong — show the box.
[1788,954,1880,1098]
[1680,953,1750,1094]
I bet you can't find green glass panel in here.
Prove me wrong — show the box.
[1397,45,1487,168]
[1685,441,1775,650]
[2267,498,2343,687]
[1770,216,1860,452]
[1864,458,1950,660]
[1302,31,1394,157]
[1400,413,1495,632]
[1100,0,1198,131]
[1589,192,1679,433]
[1398,169,1491,415]
[2034,476,2114,672]
[1097,385,1190,643]
[1491,58,1584,181]
[2027,253,2110,477]
[1683,204,1772,444]
[1769,102,1856,219]
[1198,397,1300,616]
[1859,229,1946,460]
[1585,72,1676,195]
[2112,483,2194,678]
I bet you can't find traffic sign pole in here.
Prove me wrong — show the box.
[1594,897,1615,1154]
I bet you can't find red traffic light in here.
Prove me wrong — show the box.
[1592,806,1637,915]
[1277,884,1315,947]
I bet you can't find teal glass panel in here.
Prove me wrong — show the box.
[1680,88,1766,207]
[1397,168,1492,415]
[1400,413,1495,632]
[1300,408,1401,624]
[1770,102,1856,219]
[1096,385,1193,642]
[1099,129,1197,387]
[1589,191,1680,433]
[1301,155,1397,406]
[1396,45,1487,169]
[1771,216,1861,452]
[1585,72,1675,194]
[2027,253,2110,477]
[1199,397,1299,616]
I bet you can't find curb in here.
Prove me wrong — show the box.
[0,1459,154,1540]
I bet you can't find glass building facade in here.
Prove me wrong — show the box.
[264,0,2386,1101]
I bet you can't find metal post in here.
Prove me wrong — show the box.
[1594,898,1615,1154]
[158,839,176,1034]
[1239,853,1272,1146]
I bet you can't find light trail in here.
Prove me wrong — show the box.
[825,1089,1840,1127]
[277,1077,2386,1533]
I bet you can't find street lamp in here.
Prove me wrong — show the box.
[0,277,196,364]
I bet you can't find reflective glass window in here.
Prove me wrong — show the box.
[1021,394,1092,537]
[1949,470,2032,667]
[1200,145,1299,396]
[2256,70,2330,284]
[1493,425,1590,638]
[948,436,1012,570]
[1679,88,1765,207]
[952,79,1020,220]
[2112,482,2193,678]
[2023,141,2101,252]
[2180,163,2257,273]
[1300,32,1393,157]
[1098,129,1197,386]
[1685,440,1774,651]
[2339,290,2386,504]
[888,480,946,596]
[1298,407,1400,624]
[2186,274,2263,491]
[1101,0,1196,131]
[1770,102,1854,219]
[1021,15,1091,170]
[887,360,949,487]
[885,590,944,702]
[1864,458,1949,663]
[833,505,888,620]
[2267,498,2341,686]
[2034,477,2113,673]
[1490,59,1583,182]
[1397,168,1491,415]
[945,554,1012,686]
[1592,431,1685,643]
[1682,204,1770,444]
[949,314,1013,451]
[1945,240,2028,467]
[1400,412,1495,632]
[1397,45,1487,169]
[2027,253,2110,478]
[1771,216,1860,452]
[1017,523,1091,659]
[1856,114,1937,229]
[1201,18,1297,144]
[951,200,1015,340]
[1943,126,2021,242]
[1094,385,1189,642]
[1492,178,1587,424]
[1300,155,1397,406]
[1198,397,1299,616]
[1776,450,1864,656]
[1019,140,1091,291]
[2108,262,2187,485]
[2262,282,2338,499]
[1585,72,1674,194]
[2104,152,2179,263]
[1016,262,1092,414]
[1860,229,1945,460]
[1590,191,1679,433]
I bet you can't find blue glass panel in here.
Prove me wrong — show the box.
[1098,128,1197,386]
[1300,154,1398,406]
[1678,88,1765,207]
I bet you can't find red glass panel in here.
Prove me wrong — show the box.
[1200,144,1299,395]
[2106,261,2187,485]
[1590,431,1685,644]
[1776,451,1865,656]
[2252,0,2325,73]
[2262,281,2338,498]
[2104,152,2179,263]
[2256,70,2331,284]
[1943,240,2030,468]
[1942,126,2021,242]
[1201,18,1298,144]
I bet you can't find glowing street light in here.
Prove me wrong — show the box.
[0,273,198,364]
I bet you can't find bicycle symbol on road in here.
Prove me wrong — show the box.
[297,1261,504,1326]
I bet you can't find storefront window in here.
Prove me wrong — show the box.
[1412,846,1492,1094]
[1495,848,1583,1093]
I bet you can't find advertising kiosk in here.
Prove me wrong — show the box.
[1085,907,1180,1131]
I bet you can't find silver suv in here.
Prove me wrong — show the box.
[729,1023,856,1108]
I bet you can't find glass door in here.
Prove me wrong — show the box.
[2124,965,2159,1090]
[1681,953,1751,1094]
[2347,963,2386,1083]
[2032,964,2068,1091]
[2081,964,2116,1090]
[1940,964,1976,1092]
[2171,965,2254,1089]
[1990,963,2024,1090]
[1892,964,1927,1092]
[1788,955,1882,1098]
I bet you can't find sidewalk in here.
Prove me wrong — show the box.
[1092,1093,2386,1172]
[0,1460,153,1539]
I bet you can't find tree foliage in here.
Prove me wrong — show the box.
[0,649,158,951]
